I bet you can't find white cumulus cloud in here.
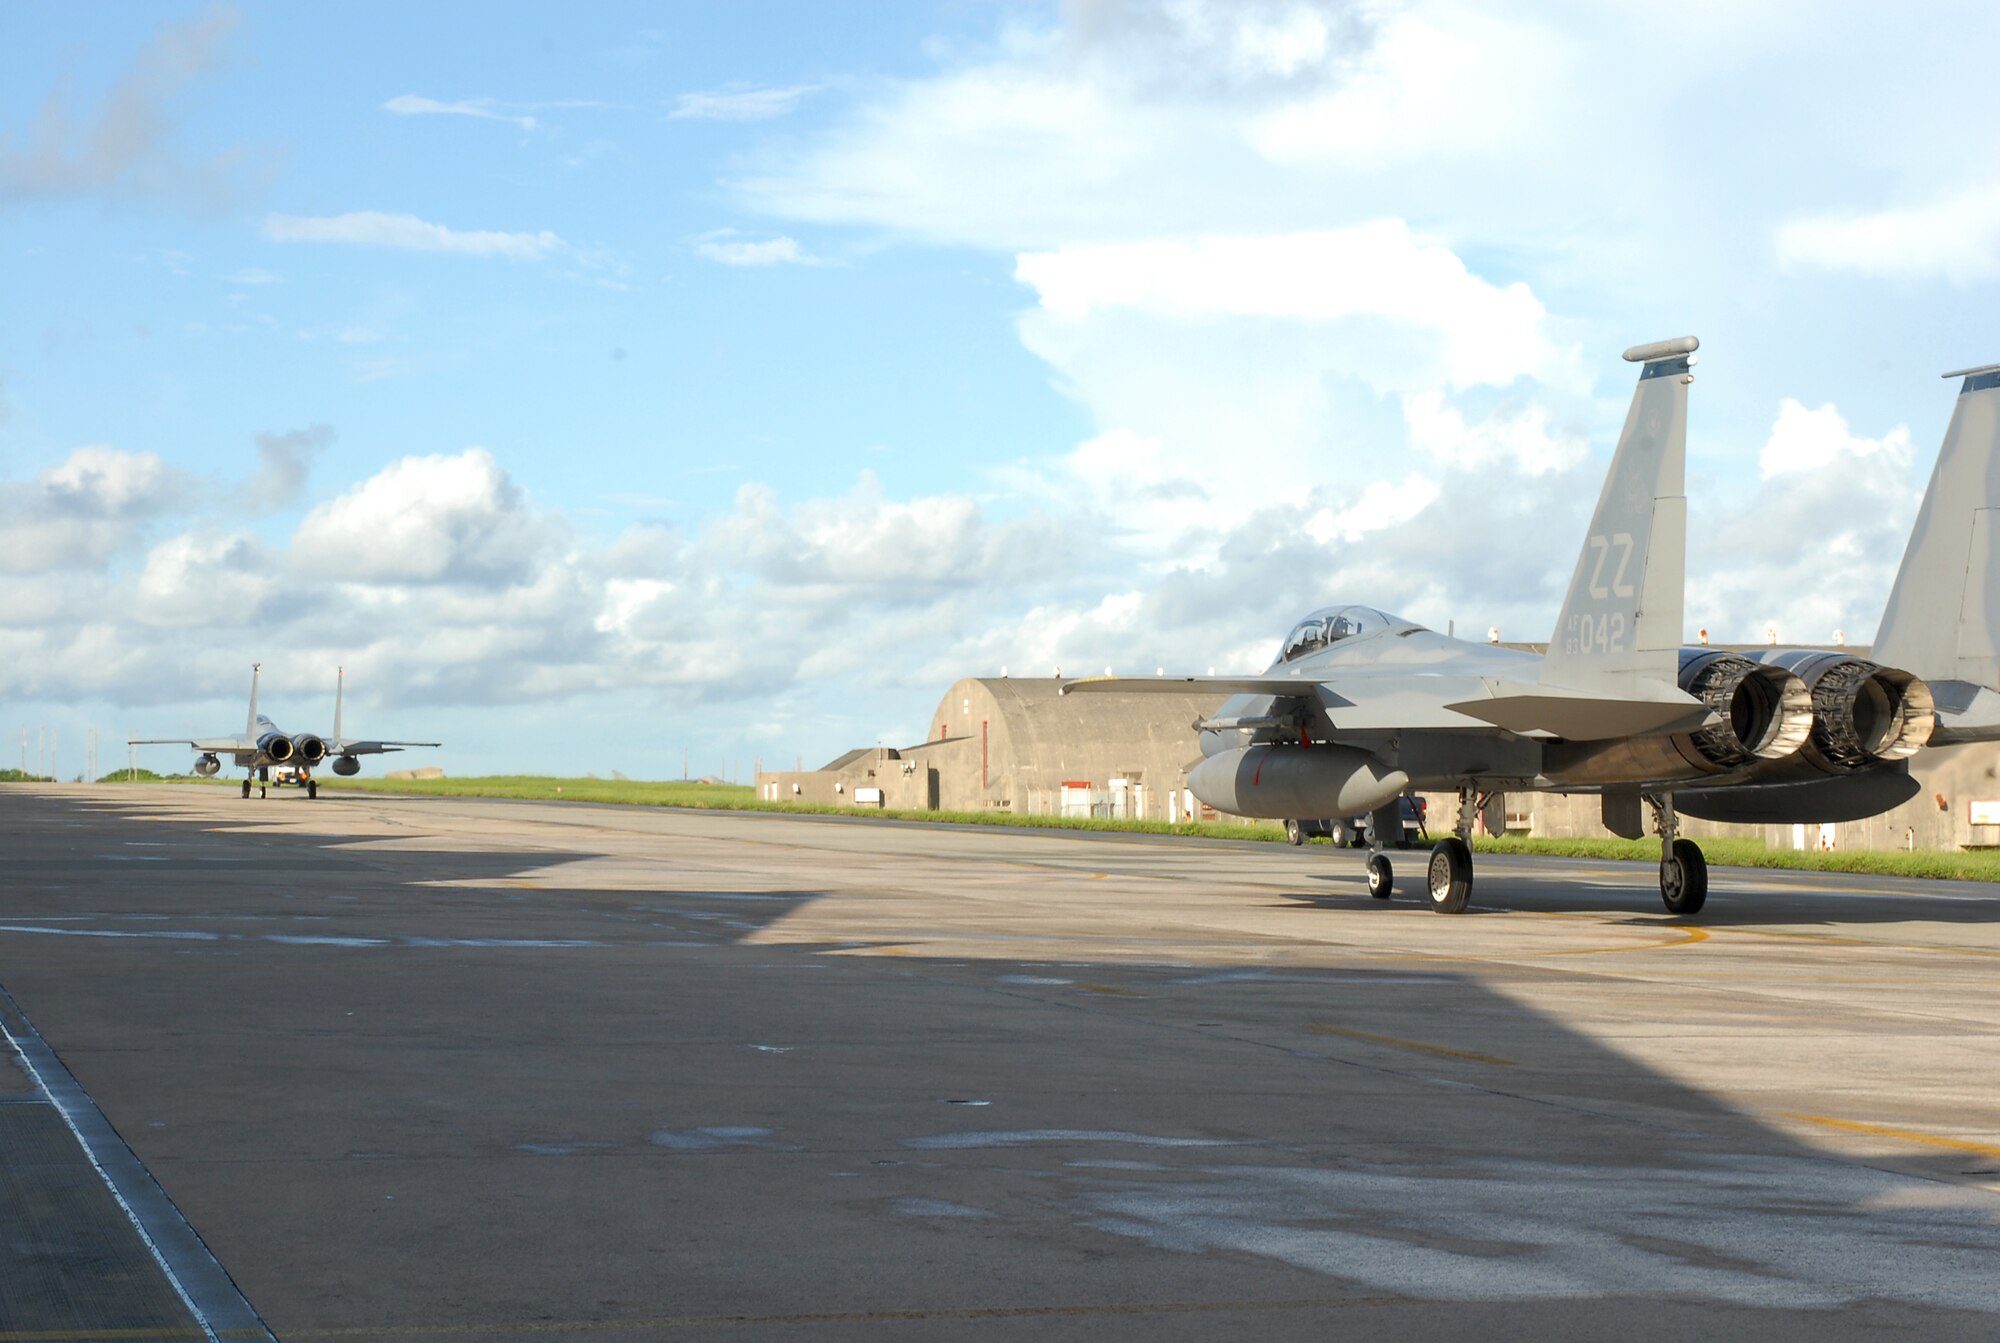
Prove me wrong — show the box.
[1776,184,2000,283]
[294,449,559,585]
[1015,223,1575,392]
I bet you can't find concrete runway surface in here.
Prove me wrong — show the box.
[1,784,1998,1341]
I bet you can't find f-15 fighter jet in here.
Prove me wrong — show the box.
[1065,338,2000,916]
[131,664,440,798]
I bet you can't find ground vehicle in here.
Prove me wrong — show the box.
[1285,796,1427,848]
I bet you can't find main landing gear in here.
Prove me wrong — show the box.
[1425,787,1478,914]
[1650,793,1707,915]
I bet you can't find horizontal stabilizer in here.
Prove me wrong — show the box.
[330,739,442,756]
[1445,679,1715,740]
[1922,680,2000,745]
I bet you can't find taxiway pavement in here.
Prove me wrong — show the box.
[2,785,1997,1340]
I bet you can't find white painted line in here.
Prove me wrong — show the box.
[0,985,273,1341]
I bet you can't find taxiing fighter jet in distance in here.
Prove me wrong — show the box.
[1064,338,2000,916]
[131,664,440,798]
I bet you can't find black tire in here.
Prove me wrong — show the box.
[1327,820,1346,846]
[1285,818,1303,846]
[307,780,318,799]
[241,779,250,799]
[1427,838,1473,914]
[1365,853,1393,899]
[1660,837,1708,915]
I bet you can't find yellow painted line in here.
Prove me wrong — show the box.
[1779,1111,2000,1161]
[1304,1023,1517,1067]
[1526,924,1711,956]
[1708,926,2000,959]
[1078,982,1143,997]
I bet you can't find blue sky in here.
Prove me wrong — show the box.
[4,1,1999,780]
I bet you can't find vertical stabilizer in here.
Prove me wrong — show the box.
[1874,365,2000,690]
[1542,337,1696,696]
[244,663,262,737]
[333,667,345,746]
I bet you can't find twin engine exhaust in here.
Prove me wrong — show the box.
[1752,650,1935,773]
[1509,647,1933,788]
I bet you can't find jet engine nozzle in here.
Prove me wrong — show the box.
[1756,651,1936,771]
[256,732,295,763]
[292,734,327,765]
[1678,653,1812,768]
[193,754,221,777]
[332,755,360,776]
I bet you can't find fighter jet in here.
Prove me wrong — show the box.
[1063,338,2000,916]
[131,664,440,798]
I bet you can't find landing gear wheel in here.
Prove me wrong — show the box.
[1660,837,1708,915]
[1365,853,1393,899]
[307,779,317,799]
[241,779,250,799]
[1329,820,1350,847]
[1427,838,1473,914]
[1285,818,1303,846]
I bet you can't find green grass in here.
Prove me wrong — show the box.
[316,773,1290,841]
[184,772,2000,881]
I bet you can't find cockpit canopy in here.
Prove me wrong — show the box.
[1277,605,1417,663]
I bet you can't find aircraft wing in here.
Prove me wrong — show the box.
[1443,678,1716,740]
[1061,675,1326,697]
[1065,673,1714,741]
[329,739,441,756]
[129,737,248,752]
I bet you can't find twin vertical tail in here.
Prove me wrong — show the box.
[333,666,345,747]
[244,662,262,738]
[1541,337,1697,698]
[1873,364,2000,743]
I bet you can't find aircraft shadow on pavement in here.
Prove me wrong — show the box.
[3,789,2000,1335]
[3,790,826,947]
